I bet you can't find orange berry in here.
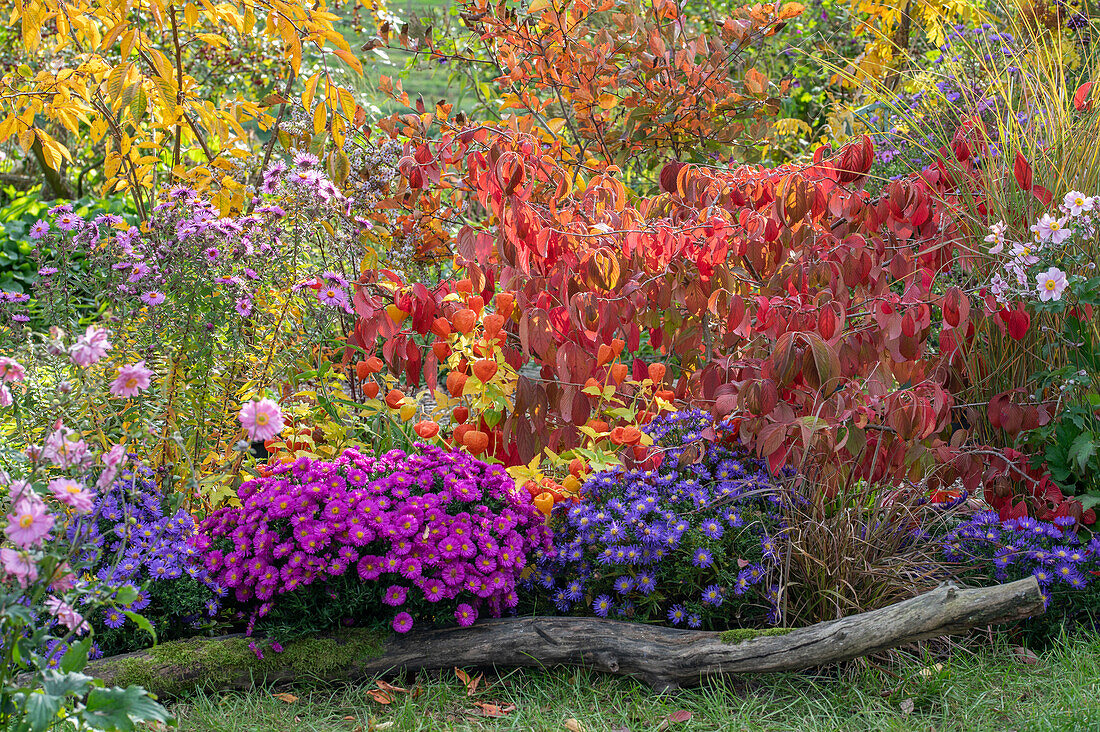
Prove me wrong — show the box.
[453,423,473,447]
[495,292,515,316]
[432,341,451,360]
[452,309,477,334]
[362,382,380,399]
[414,420,440,439]
[472,359,498,383]
[431,317,452,338]
[446,371,468,398]
[586,419,609,433]
[384,389,405,410]
[483,313,505,337]
[647,362,666,383]
[465,430,489,455]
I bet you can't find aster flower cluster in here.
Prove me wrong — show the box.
[526,409,786,630]
[944,512,1100,612]
[64,463,219,656]
[193,444,551,638]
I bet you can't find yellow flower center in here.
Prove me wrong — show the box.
[19,515,33,528]
[66,485,80,494]
[125,378,137,389]
[1051,222,1060,230]
[1076,198,1085,206]
[1045,280,1057,290]
[255,413,269,426]
[326,289,337,298]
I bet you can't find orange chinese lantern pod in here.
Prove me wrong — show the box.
[637,410,654,425]
[465,430,490,455]
[431,341,451,361]
[622,425,642,445]
[384,389,405,410]
[596,343,615,367]
[468,295,485,315]
[453,423,473,447]
[430,317,452,338]
[483,313,505,337]
[452,308,477,334]
[562,475,581,495]
[569,458,586,478]
[455,278,473,294]
[362,382,380,399]
[611,338,625,357]
[452,406,469,424]
[364,356,384,373]
[586,418,609,433]
[609,426,627,445]
[648,362,666,383]
[584,376,601,391]
[446,371,468,397]
[632,445,648,460]
[532,491,555,517]
[456,358,469,374]
[655,389,675,403]
[610,363,629,385]
[355,361,371,381]
[413,420,440,439]
[495,292,515,316]
[471,359,498,383]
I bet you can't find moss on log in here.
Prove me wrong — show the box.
[86,577,1044,696]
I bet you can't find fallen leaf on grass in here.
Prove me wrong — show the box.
[367,689,394,704]
[1011,646,1039,665]
[473,702,515,718]
[899,698,915,716]
[564,718,586,732]
[376,680,408,694]
[272,692,298,704]
[455,667,484,695]
[656,709,692,730]
[917,663,944,679]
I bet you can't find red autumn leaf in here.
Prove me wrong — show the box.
[1013,152,1033,191]
[1074,81,1093,111]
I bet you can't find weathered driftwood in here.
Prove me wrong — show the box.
[88,577,1043,695]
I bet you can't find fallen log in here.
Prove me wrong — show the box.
[87,577,1043,696]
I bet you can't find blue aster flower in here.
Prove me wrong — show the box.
[667,604,686,625]
[702,584,724,606]
[592,594,612,618]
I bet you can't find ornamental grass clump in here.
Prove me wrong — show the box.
[193,445,551,638]
[526,409,787,630]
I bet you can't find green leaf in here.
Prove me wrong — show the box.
[24,692,62,732]
[123,611,157,644]
[1068,432,1097,472]
[82,686,172,731]
[40,669,94,698]
[60,639,91,673]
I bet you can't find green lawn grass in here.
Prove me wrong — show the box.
[172,631,1100,731]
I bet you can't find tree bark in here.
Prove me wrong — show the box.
[86,577,1043,696]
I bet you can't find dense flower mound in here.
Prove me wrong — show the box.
[526,409,787,629]
[193,445,552,637]
[65,464,218,655]
[945,512,1100,604]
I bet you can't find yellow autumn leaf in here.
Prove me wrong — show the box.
[597,94,619,110]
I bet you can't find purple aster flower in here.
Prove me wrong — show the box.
[667,604,686,625]
[141,291,166,306]
[392,612,413,633]
[455,603,477,627]
[592,594,612,618]
[702,584,724,606]
[29,220,50,239]
[691,548,714,568]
